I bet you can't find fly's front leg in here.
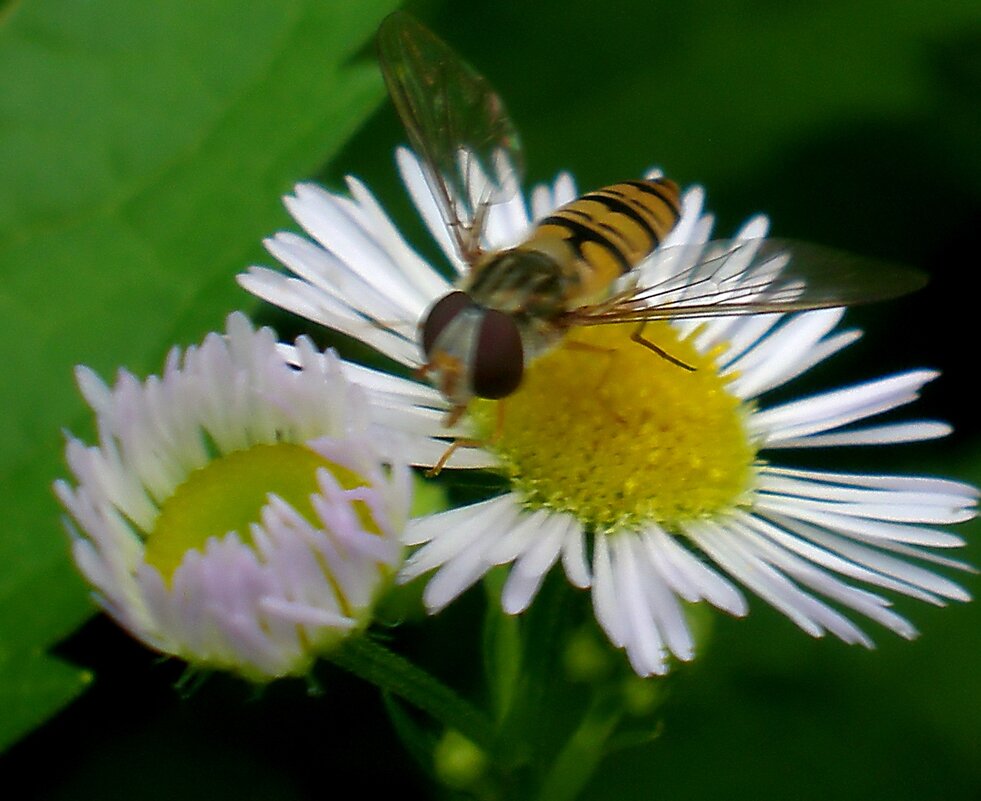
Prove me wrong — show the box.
[426,438,482,477]
[415,352,468,426]
[427,401,505,476]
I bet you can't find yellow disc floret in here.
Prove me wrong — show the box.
[146,443,374,582]
[469,323,757,532]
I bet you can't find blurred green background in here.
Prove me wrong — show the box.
[1,0,979,798]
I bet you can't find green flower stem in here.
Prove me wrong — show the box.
[536,689,624,801]
[331,636,498,754]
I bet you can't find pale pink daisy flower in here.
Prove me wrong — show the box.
[56,313,410,681]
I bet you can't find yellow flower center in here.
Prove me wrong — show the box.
[145,442,373,581]
[469,323,757,532]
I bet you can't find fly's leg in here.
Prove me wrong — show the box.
[562,337,619,384]
[630,321,695,371]
[415,352,469,426]
[443,403,467,428]
[561,338,627,423]
[426,438,483,477]
[427,402,506,477]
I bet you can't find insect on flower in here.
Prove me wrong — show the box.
[377,11,927,428]
[236,14,976,676]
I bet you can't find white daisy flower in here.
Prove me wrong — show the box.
[55,313,410,682]
[239,149,976,677]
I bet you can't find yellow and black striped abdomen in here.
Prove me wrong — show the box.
[530,178,681,298]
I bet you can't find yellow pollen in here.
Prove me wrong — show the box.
[145,442,375,582]
[469,323,757,532]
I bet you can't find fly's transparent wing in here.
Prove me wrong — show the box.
[377,11,524,264]
[564,238,927,324]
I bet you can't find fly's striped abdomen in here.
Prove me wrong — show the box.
[530,177,681,298]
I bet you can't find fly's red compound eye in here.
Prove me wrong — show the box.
[472,309,523,399]
[420,292,524,400]
[421,291,474,358]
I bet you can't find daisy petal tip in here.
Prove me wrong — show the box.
[422,591,452,616]
[951,584,973,600]
[344,174,368,195]
[568,574,592,590]
[395,146,417,171]
[729,598,750,618]
[293,181,323,200]
[500,596,527,616]
[738,214,770,240]
[683,184,704,202]
[638,658,670,677]
[393,569,416,587]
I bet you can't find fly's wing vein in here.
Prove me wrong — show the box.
[564,238,927,324]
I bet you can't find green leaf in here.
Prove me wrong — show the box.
[0,0,398,749]
[0,648,93,753]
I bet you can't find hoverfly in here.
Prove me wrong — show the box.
[377,12,925,420]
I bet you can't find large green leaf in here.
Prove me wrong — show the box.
[0,0,398,749]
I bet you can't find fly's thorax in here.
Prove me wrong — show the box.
[464,241,581,319]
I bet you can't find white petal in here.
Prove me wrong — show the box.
[627,535,694,660]
[421,502,524,613]
[261,598,355,630]
[402,495,518,576]
[486,508,554,565]
[761,466,980,500]
[560,517,591,589]
[761,512,968,603]
[727,309,845,399]
[709,312,784,368]
[769,421,951,448]
[755,495,965,547]
[240,267,420,366]
[403,495,502,547]
[688,519,872,645]
[611,535,669,675]
[397,147,467,275]
[644,526,747,616]
[591,533,626,647]
[501,516,566,613]
[345,175,451,300]
[752,370,939,442]
[661,186,707,248]
[757,468,977,524]
[734,329,862,397]
[732,514,917,638]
